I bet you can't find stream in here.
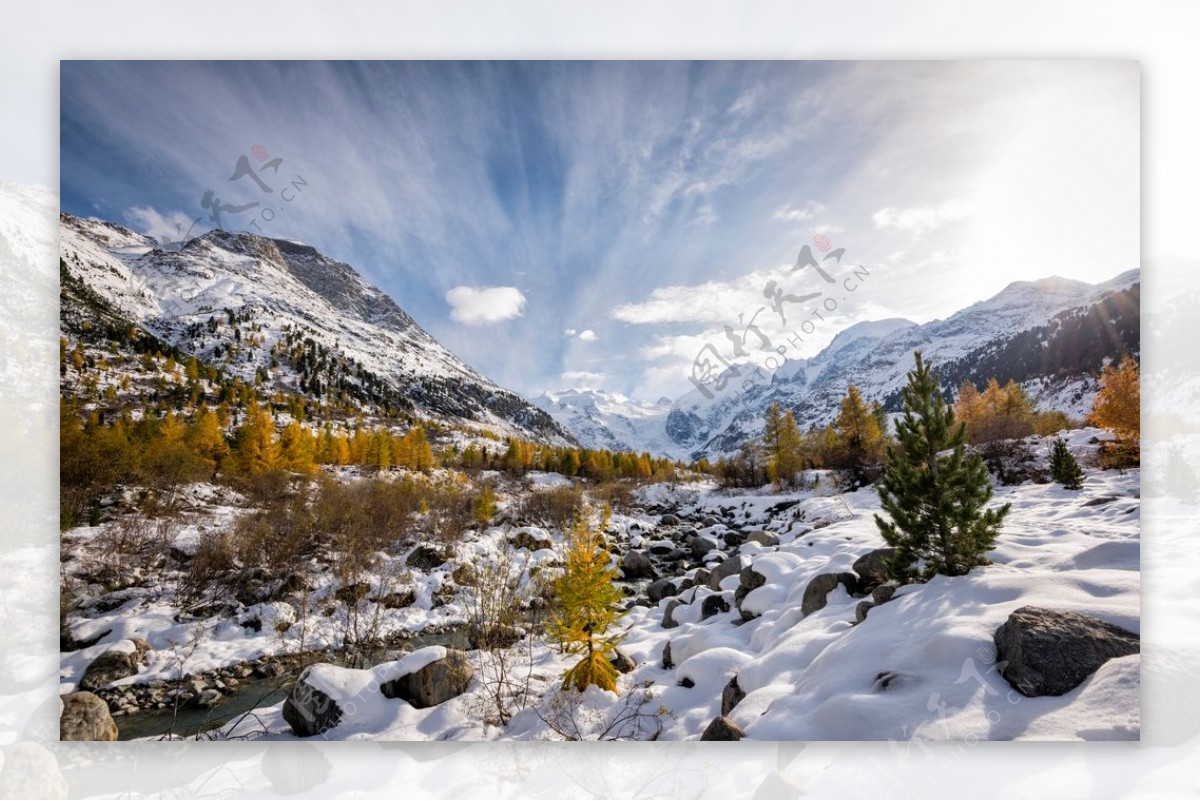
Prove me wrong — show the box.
[116,629,471,741]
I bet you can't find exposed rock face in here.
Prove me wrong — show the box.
[721,676,746,716]
[380,649,474,709]
[60,691,118,741]
[78,649,137,692]
[800,572,858,617]
[994,606,1140,697]
[620,550,656,580]
[700,715,745,741]
[852,548,897,591]
[282,675,342,737]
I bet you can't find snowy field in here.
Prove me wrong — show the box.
[58,428,1139,742]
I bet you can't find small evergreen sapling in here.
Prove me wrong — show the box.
[874,352,1011,581]
[1049,438,1085,490]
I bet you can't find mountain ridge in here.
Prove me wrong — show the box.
[59,212,574,445]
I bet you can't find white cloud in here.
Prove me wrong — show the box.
[773,200,825,223]
[561,370,606,387]
[871,199,973,237]
[445,286,526,325]
[611,265,808,326]
[126,206,203,246]
[563,328,577,337]
[577,329,598,342]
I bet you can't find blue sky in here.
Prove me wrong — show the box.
[60,60,1138,400]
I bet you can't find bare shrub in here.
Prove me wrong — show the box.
[535,681,669,741]
[234,489,319,574]
[177,530,237,611]
[589,481,637,512]
[519,485,583,528]
[467,547,550,726]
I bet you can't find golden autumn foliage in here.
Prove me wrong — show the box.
[1089,356,1140,467]
[549,506,625,694]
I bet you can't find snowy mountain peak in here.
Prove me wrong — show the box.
[539,270,1139,460]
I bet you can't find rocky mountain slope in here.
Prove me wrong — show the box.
[60,212,572,444]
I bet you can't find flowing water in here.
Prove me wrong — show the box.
[116,628,471,740]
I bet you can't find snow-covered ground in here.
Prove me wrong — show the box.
[60,428,1139,742]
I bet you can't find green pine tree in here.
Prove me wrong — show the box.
[1049,438,1085,490]
[874,352,1011,581]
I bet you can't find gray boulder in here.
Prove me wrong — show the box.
[79,649,137,692]
[701,593,731,620]
[283,672,343,737]
[706,555,746,591]
[745,531,780,548]
[647,578,677,604]
[406,544,447,570]
[871,584,897,605]
[721,676,746,716]
[734,564,768,621]
[852,548,896,590]
[855,600,875,623]
[509,530,552,551]
[662,640,674,669]
[609,649,636,674]
[723,531,746,548]
[59,691,118,741]
[690,536,718,558]
[700,715,745,741]
[621,550,657,580]
[800,572,858,617]
[380,649,474,709]
[994,606,1140,697]
[662,599,685,629]
[700,516,721,528]
[660,513,681,526]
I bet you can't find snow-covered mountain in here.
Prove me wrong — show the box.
[531,389,674,454]
[542,271,1140,461]
[59,212,573,444]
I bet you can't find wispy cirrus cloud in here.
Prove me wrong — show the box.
[61,61,1139,401]
[871,199,974,237]
[126,205,204,245]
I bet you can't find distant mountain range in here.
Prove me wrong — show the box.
[534,271,1140,460]
[57,209,1140,461]
[59,212,573,444]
